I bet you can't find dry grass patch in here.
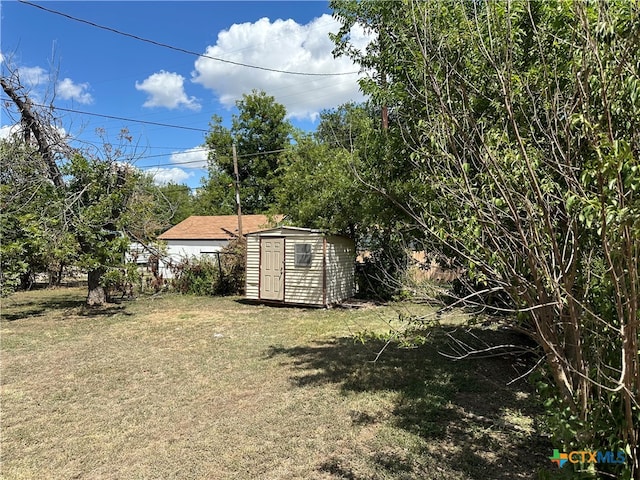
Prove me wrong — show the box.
[2,288,552,479]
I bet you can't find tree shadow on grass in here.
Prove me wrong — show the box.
[1,298,86,321]
[266,326,553,480]
[80,303,133,318]
[2,296,132,321]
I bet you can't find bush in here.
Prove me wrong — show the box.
[355,247,411,301]
[101,263,141,299]
[170,256,219,296]
[216,238,246,295]
[169,239,246,297]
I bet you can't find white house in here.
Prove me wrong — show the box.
[245,226,355,307]
[156,215,280,278]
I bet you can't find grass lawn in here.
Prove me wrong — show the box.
[1,287,554,479]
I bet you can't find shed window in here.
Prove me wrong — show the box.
[295,244,312,267]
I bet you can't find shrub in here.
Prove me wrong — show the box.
[169,239,247,297]
[216,238,246,295]
[101,263,141,299]
[170,256,219,296]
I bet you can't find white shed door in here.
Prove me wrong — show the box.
[260,238,284,301]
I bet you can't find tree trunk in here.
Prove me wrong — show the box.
[56,264,64,286]
[86,269,107,306]
[0,77,65,188]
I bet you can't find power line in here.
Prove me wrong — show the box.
[58,129,289,167]
[51,105,210,133]
[2,96,306,166]
[3,93,355,171]
[19,0,360,77]
[141,147,289,168]
[1,97,210,133]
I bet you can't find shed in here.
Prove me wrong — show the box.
[245,226,355,307]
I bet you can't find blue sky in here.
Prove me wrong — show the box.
[1,1,369,189]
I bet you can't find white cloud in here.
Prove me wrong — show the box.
[0,124,22,140]
[9,64,92,106]
[135,71,201,111]
[0,123,67,141]
[146,146,207,186]
[17,65,48,88]
[57,77,93,104]
[170,146,208,169]
[192,14,372,120]
[148,167,193,185]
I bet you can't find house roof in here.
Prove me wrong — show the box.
[158,215,282,241]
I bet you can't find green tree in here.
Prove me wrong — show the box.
[1,72,156,305]
[0,138,76,292]
[331,0,640,475]
[276,102,423,298]
[274,132,361,237]
[63,153,142,305]
[315,102,374,149]
[276,103,411,241]
[157,182,194,225]
[200,91,292,214]
[153,182,195,228]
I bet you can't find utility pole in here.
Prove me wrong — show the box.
[232,143,243,237]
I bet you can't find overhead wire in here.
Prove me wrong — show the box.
[2,96,210,135]
[1,98,291,166]
[143,147,289,167]
[43,103,210,133]
[19,0,360,77]
[63,135,289,166]
[5,4,365,181]
[2,96,354,172]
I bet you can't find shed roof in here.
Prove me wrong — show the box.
[158,215,282,240]
[246,226,351,239]
[247,226,322,235]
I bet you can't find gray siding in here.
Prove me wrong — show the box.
[283,235,324,305]
[245,235,260,299]
[326,236,355,304]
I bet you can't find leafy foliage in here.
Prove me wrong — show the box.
[274,132,362,236]
[170,256,221,296]
[145,181,195,232]
[275,102,422,298]
[1,71,165,305]
[330,0,640,476]
[0,138,76,294]
[169,239,245,296]
[217,237,247,295]
[199,90,292,214]
[64,154,136,273]
[0,118,162,304]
